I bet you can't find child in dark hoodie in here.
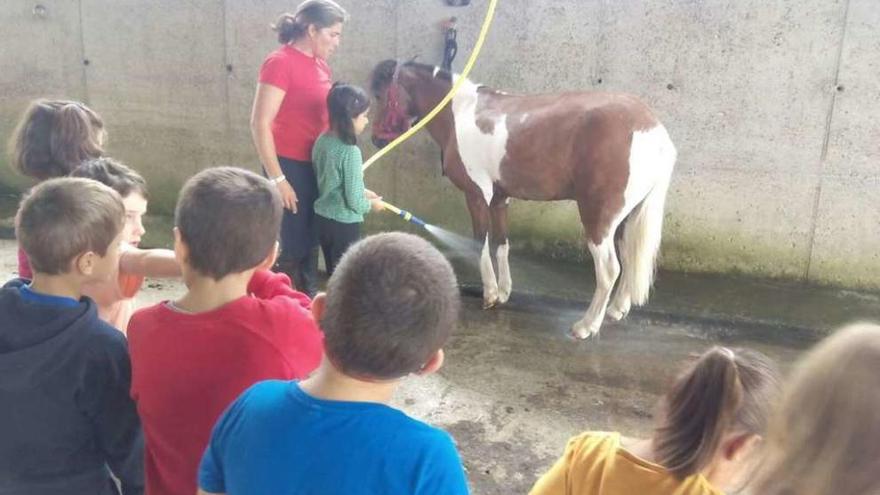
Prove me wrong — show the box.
[0,178,143,495]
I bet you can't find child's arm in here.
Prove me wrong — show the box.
[341,146,375,215]
[82,335,145,495]
[247,269,311,310]
[119,245,181,278]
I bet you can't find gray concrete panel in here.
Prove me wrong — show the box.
[0,0,86,189]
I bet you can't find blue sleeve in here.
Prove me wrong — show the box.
[416,430,470,495]
[198,389,250,493]
[79,327,144,495]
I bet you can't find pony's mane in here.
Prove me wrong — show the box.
[403,62,453,82]
[370,59,454,96]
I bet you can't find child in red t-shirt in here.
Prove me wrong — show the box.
[128,167,323,495]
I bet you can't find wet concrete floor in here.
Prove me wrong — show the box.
[401,296,811,494]
[1,238,823,494]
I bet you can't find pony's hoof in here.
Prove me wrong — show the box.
[483,289,499,309]
[570,319,601,340]
[608,298,631,322]
[497,288,511,304]
[606,307,627,322]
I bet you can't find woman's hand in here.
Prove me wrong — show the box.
[278,180,298,213]
[370,197,385,213]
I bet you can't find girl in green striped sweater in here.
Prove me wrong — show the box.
[313,83,384,275]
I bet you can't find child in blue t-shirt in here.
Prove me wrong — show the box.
[198,233,469,495]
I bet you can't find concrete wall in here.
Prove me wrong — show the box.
[1,0,878,289]
[0,0,395,207]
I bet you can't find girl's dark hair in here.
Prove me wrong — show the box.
[8,99,105,180]
[653,346,781,479]
[328,83,370,145]
[71,157,149,200]
[272,0,348,44]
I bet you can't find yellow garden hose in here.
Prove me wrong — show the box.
[380,201,428,227]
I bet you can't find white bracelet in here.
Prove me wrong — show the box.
[270,174,286,184]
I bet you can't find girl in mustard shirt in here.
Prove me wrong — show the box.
[531,347,781,495]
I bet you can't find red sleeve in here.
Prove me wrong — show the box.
[247,269,311,311]
[277,306,324,378]
[249,269,323,377]
[18,247,32,279]
[258,53,291,91]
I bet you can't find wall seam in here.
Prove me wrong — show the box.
[392,0,401,201]
[804,0,851,282]
[77,0,90,103]
[221,0,234,166]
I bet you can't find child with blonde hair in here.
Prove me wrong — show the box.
[752,323,880,495]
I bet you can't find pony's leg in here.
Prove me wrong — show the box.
[490,193,511,304]
[572,235,621,340]
[608,287,632,321]
[465,190,499,308]
[607,287,632,322]
[607,234,632,321]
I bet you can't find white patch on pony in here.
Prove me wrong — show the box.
[480,236,499,307]
[621,125,675,216]
[452,75,509,207]
[496,241,512,303]
[432,66,441,78]
[519,113,529,124]
[609,124,676,318]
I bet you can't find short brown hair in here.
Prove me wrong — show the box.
[321,233,460,379]
[9,99,105,180]
[17,177,124,275]
[272,0,348,44]
[175,167,282,279]
[653,346,781,479]
[71,157,149,199]
[753,323,880,495]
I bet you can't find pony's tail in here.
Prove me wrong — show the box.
[619,126,676,306]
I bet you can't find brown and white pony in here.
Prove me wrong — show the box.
[369,60,676,339]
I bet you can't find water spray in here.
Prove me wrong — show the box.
[379,200,480,260]
[381,201,428,228]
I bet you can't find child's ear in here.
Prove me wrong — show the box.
[75,251,97,276]
[416,349,445,376]
[258,241,279,271]
[724,433,761,462]
[173,227,188,265]
[311,292,326,322]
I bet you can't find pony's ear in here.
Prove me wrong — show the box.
[407,54,420,63]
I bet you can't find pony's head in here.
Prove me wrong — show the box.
[369,59,417,148]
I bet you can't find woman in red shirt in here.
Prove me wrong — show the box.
[250,0,348,297]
